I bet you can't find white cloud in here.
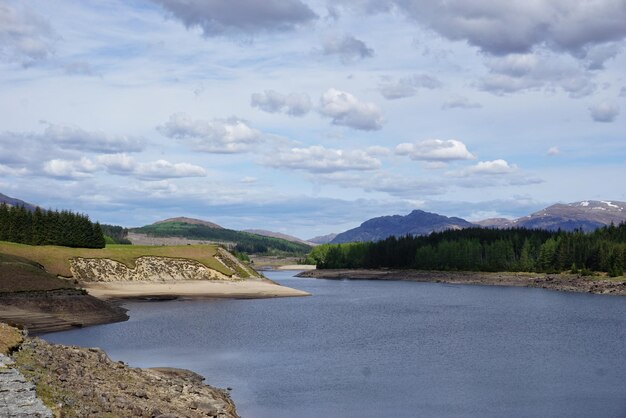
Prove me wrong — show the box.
[547,146,560,156]
[467,159,518,175]
[442,96,482,110]
[150,0,317,37]
[43,123,145,154]
[395,139,475,162]
[0,2,56,66]
[0,163,28,176]
[321,34,374,63]
[378,74,442,100]
[589,102,620,122]
[43,157,98,179]
[315,171,445,197]
[265,145,381,173]
[250,90,312,116]
[158,113,262,153]
[98,154,206,180]
[319,88,384,131]
[479,52,597,97]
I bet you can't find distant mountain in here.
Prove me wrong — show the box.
[155,217,223,229]
[131,218,311,255]
[243,229,312,246]
[331,210,475,244]
[308,233,338,245]
[0,192,38,212]
[478,200,626,232]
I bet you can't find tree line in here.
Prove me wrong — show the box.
[0,203,105,248]
[306,224,626,276]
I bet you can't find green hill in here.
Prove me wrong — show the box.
[131,220,312,255]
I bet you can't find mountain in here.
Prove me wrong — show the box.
[308,233,338,245]
[477,200,626,232]
[0,192,38,212]
[243,229,311,246]
[155,217,223,229]
[131,218,311,254]
[331,210,475,244]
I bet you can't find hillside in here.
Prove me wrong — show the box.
[0,241,249,278]
[155,217,223,229]
[332,209,475,243]
[243,229,312,246]
[0,192,37,212]
[478,200,626,232]
[132,219,312,255]
[308,233,338,245]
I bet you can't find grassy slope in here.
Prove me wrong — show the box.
[0,253,75,292]
[133,221,312,255]
[0,241,233,278]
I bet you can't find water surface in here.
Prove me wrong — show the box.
[44,272,626,417]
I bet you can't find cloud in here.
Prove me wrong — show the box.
[378,74,442,100]
[158,113,262,153]
[0,2,56,66]
[361,1,626,57]
[479,52,596,97]
[264,145,381,173]
[150,0,317,37]
[442,96,482,110]
[0,163,28,176]
[314,171,445,197]
[620,87,626,97]
[395,139,475,162]
[589,102,620,122]
[466,159,518,175]
[321,34,374,63]
[547,146,560,156]
[43,123,145,154]
[63,61,98,76]
[319,88,384,130]
[43,157,98,180]
[250,90,312,116]
[98,154,206,180]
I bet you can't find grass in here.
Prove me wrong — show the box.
[0,323,22,354]
[0,241,234,278]
[0,253,75,292]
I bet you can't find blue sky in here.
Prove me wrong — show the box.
[1,0,625,239]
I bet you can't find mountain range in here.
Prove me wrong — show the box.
[2,192,625,246]
[331,210,475,244]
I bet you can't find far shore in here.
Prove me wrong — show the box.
[82,279,311,300]
[297,269,626,296]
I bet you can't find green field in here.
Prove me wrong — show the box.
[0,241,234,278]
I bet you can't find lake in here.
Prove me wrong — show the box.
[43,271,626,417]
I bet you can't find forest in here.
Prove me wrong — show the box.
[306,224,626,276]
[0,203,105,248]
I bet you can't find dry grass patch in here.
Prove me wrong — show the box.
[0,323,22,354]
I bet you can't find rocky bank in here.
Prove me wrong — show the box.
[298,269,626,296]
[1,325,238,418]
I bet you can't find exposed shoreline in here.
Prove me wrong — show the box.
[82,279,311,300]
[297,269,626,296]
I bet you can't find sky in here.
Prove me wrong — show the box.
[0,0,625,239]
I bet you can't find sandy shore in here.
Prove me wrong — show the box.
[82,279,310,300]
[298,269,626,296]
[276,264,316,271]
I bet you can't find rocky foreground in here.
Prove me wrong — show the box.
[298,269,626,296]
[0,324,238,418]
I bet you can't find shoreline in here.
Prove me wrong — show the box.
[82,279,311,300]
[297,269,626,296]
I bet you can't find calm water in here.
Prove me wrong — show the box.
[43,271,626,418]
